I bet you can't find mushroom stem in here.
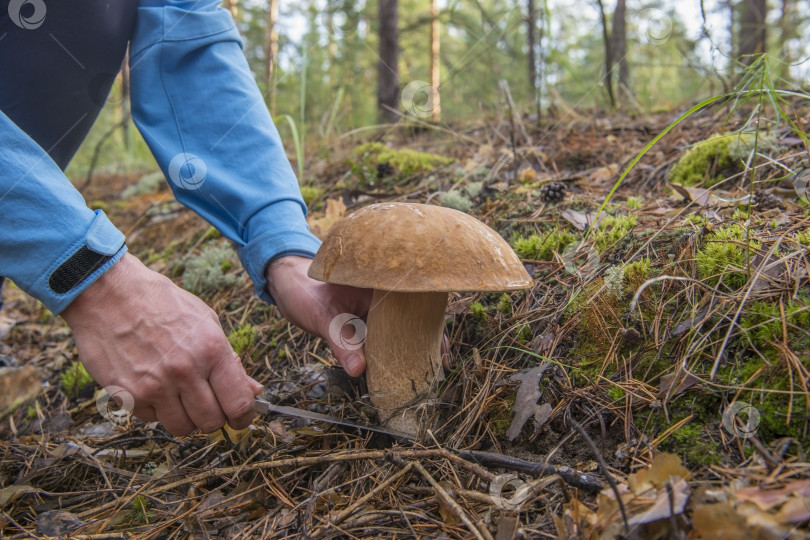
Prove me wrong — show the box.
[364,289,448,435]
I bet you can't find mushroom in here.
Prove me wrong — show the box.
[308,202,531,436]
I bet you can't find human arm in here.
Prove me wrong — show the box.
[128,1,374,375]
[0,110,259,435]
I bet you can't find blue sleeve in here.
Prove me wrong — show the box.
[129,0,321,303]
[0,111,127,315]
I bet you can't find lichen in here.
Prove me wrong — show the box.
[182,243,239,295]
[440,190,473,213]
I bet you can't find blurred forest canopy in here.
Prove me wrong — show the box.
[237,0,808,124]
[66,0,809,180]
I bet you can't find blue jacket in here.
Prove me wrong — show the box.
[0,0,321,314]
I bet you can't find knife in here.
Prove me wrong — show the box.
[253,397,415,441]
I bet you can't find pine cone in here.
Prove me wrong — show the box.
[539,181,567,204]
[752,190,781,210]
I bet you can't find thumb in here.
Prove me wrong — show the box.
[332,346,366,377]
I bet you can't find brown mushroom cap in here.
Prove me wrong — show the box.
[308,202,532,292]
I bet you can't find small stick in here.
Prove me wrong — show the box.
[456,450,602,494]
[413,462,494,540]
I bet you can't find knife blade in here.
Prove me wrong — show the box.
[253,398,415,440]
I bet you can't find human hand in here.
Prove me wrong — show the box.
[266,256,373,377]
[61,254,262,435]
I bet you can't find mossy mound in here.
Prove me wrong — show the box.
[353,142,453,178]
[669,131,781,188]
[696,223,762,291]
[511,229,577,261]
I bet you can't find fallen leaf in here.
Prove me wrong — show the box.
[589,163,619,183]
[505,363,555,441]
[561,209,602,231]
[628,453,690,494]
[658,372,701,398]
[436,480,461,525]
[628,478,689,525]
[495,514,519,540]
[0,365,41,418]
[692,502,748,540]
[37,510,85,536]
[307,198,346,240]
[0,483,35,506]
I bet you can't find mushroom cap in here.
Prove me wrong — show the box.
[308,202,532,292]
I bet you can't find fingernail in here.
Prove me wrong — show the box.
[247,376,264,394]
[344,354,365,377]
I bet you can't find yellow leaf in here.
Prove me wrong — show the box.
[307,199,346,240]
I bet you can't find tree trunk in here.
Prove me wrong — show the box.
[738,0,767,65]
[610,0,628,98]
[527,0,537,115]
[378,0,400,123]
[595,0,615,109]
[429,0,441,122]
[120,48,130,150]
[778,0,796,78]
[264,0,279,113]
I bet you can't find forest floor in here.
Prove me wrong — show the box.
[1,100,809,539]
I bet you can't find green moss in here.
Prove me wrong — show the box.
[684,214,708,227]
[626,196,643,210]
[126,495,153,525]
[227,324,258,356]
[61,362,94,399]
[696,224,761,291]
[740,296,810,346]
[668,132,779,188]
[511,230,576,260]
[201,226,221,243]
[469,301,488,320]
[515,324,532,344]
[497,293,512,315]
[488,391,516,438]
[300,185,324,205]
[607,385,625,401]
[795,229,810,246]
[594,214,637,252]
[666,422,722,466]
[353,142,453,178]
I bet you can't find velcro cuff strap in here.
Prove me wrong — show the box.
[48,247,114,294]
